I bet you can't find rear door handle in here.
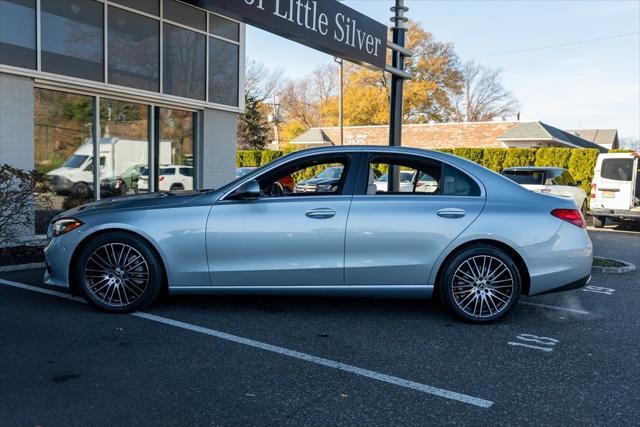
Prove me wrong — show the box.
[437,208,466,219]
[306,208,336,219]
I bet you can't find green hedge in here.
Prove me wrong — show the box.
[237,147,603,199]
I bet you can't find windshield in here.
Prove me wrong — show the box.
[502,170,545,185]
[62,155,89,169]
[315,167,343,179]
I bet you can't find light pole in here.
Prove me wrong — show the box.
[334,57,344,146]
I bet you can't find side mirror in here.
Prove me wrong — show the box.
[232,179,261,200]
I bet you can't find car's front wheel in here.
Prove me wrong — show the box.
[440,245,521,323]
[74,232,165,313]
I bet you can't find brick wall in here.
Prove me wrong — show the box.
[316,121,521,149]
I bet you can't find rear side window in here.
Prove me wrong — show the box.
[180,167,193,177]
[443,165,481,196]
[601,159,633,181]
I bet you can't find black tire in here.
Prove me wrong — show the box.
[593,216,606,228]
[72,182,91,198]
[440,245,521,324]
[73,232,165,313]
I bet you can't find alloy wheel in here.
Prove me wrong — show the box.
[451,255,515,319]
[83,243,150,308]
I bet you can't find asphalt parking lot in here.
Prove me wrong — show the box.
[1,229,638,426]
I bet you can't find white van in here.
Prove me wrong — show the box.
[590,152,640,227]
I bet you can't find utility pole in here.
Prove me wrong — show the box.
[334,57,344,146]
[388,0,408,192]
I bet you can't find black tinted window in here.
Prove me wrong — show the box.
[0,0,36,69]
[601,159,634,181]
[210,14,239,41]
[163,0,206,31]
[108,6,160,92]
[163,23,206,100]
[41,0,104,81]
[209,37,239,106]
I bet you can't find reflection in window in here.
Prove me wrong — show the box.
[34,89,95,230]
[99,99,149,197]
[108,6,159,92]
[158,108,194,191]
[209,38,239,106]
[210,14,239,41]
[163,0,206,31]
[257,159,348,197]
[41,0,104,81]
[0,0,36,69]
[111,0,159,16]
[163,23,205,100]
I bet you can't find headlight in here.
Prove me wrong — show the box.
[50,218,83,238]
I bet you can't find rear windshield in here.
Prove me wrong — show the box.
[601,159,634,181]
[502,170,545,185]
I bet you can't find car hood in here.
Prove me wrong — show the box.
[297,177,339,186]
[55,191,213,220]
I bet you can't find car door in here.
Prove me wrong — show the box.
[345,153,486,286]
[206,153,358,287]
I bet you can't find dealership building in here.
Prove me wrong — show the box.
[0,0,245,214]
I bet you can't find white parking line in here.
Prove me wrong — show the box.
[0,279,494,409]
[519,301,589,315]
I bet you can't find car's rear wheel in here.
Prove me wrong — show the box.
[440,245,521,323]
[74,232,164,313]
[593,216,606,228]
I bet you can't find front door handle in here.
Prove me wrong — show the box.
[306,208,336,219]
[437,208,466,219]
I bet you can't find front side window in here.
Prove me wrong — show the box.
[41,0,104,82]
[255,157,349,198]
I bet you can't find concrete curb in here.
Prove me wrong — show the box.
[592,258,636,274]
[0,262,45,273]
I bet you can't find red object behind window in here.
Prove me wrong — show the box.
[551,209,586,228]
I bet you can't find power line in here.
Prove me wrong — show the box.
[477,31,640,57]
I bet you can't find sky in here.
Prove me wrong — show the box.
[246,0,640,140]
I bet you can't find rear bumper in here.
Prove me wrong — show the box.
[590,208,640,219]
[534,274,591,296]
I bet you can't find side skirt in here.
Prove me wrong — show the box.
[169,285,434,299]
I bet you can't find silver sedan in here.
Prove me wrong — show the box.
[44,147,593,323]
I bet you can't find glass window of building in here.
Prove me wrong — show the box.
[41,0,104,82]
[158,108,194,191]
[99,99,149,197]
[108,6,160,92]
[0,0,36,69]
[209,14,239,42]
[162,0,206,31]
[34,89,95,229]
[111,0,159,16]
[209,37,239,106]
[163,23,206,100]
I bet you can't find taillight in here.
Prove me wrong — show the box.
[551,209,586,228]
[590,183,596,199]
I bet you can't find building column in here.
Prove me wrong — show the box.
[200,107,237,189]
[0,73,34,170]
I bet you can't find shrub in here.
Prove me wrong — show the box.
[453,148,484,164]
[568,149,600,196]
[0,164,53,247]
[260,150,285,166]
[503,148,537,169]
[236,150,262,167]
[482,148,508,172]
[535,148,572,169]
[434,148,454,154]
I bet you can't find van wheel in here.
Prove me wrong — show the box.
[72,182,91,198]
[170,184,184,191]
[593,216,606,228]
